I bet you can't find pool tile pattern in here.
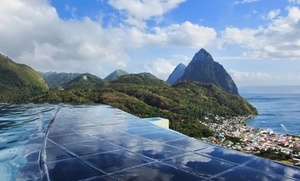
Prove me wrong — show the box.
[44,105,300,181]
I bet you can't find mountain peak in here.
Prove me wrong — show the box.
[63,73,103,89]
[177,49,239,95]
[166,63,186,85]
[191,48,213,63]
[104,69,128,81]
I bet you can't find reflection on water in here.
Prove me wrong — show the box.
[0,104,60,181]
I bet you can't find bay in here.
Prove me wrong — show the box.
[240,86,300,136]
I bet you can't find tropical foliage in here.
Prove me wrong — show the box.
[0,54,48,102]
[31,74,257,138]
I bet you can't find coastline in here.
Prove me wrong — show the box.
[200,116,300,166]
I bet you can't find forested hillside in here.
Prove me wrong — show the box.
[32,74,257,138]
[0,54,48,102]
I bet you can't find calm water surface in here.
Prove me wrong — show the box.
[240,86,300,136]
[0,104,60,181]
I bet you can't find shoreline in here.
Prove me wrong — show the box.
[200,116,300,167]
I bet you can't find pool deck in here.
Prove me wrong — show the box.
[42,105,300,181]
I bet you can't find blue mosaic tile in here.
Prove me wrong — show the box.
[163,153,238,178]
[215,166,288,181]
[111,162,206,181]
[49,133,99,145]
[138,131,185,142]
[127,142,187,160]
[46,145,74,162]
[105,135,155,148]
[81,150,152,174]
[246,157,300,180]
[195,146,254,164]
[42,105,300,181]
[166,137,213,152]
[61,140,121,157]
[46,158,104,181]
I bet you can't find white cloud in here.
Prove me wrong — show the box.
[149,21,218,48]
[229,69,271,81]
[233,0,260,5]
[108,0,186,29]
[0,0,130,77]
[221,27,260,49]
[221,6,300,60]
[0,0,218,79]
[144,58,175,79]
[262,9,281,20]
[229,69,300,86]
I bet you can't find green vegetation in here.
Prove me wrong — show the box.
[225,135,241,143]
[31,74,257,138]
[255,149,292,161]
[0,54,48,102]
[63,73,104,89]
[41,72,80,89]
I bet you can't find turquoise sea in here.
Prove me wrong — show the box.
[240,86,300,136]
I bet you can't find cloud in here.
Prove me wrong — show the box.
[65,4,77,18]
[229,69,271,81]
[221,6,300,60]
[0,0,129,76]
[233,0,260,5]
[229,69,300,86]
[148,21,218,48]
[143,58,175,79]
[0,0,218,79]
[262,9,281,20]
[108,0,186,29]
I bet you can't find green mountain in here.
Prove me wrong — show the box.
[104,69,128,81]
[63,73,104,89]
[41,72,80,89]
[111,73,168,86]
[0,54,48,102]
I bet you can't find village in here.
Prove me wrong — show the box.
[200,116,300,166]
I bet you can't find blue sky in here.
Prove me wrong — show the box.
[1,0,300,86]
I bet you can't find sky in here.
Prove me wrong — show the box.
[1,0,300,86]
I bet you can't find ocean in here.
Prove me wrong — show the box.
[240,86,300,136]
[1,86,300,180]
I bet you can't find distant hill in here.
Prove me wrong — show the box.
[166,63,186,85]
[63,73,104,89]
[139,72,159,79]
[104,69,128,81]
[41,72,80,89]
[111,73,168,86]
[0,54,48,102]
[178,49,239,95]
